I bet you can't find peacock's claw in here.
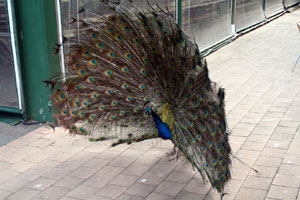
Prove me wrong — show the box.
[166,145,180,161]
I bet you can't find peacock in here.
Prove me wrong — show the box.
[46,0,231,195]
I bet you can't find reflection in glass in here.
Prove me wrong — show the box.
[0,36,18,108]
[59,0,175,63]
[182,0,232,50]
[235,0,265,32]
[265,0,284,18]
[60,0,175,34]
[0,0,9,33]
[284,0,299,7]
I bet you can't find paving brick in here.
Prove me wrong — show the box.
[274,126,297,134]
[0,189,12,200]
[0,170,19,185]
[83,165,124,188]
[110,156,136,168]
[273,174,300,188]
[58,159,85,171]
[166,170,194,184]
[30,138,54,148]
[123,164,151,176]
[110,143,131,152]
[69,166,98,179]
[37,186,69,200]
[130,140,154,151]
[120,149,145,158]
[0,152,26,164]
[17,168,43,181]
[271,132,294,141]
[283,154,300,165]
[235,188,267,200]
[146,192,174,200]
[110,174,139,187]
[42,167,71,180]
[231,168,250,181]
[204,189,221,200]
[138,171,167,185]
[150,163,176,175]
[117,194,144,200]
[278,164,300,176]
[241,141,265,151]
[0,161,11,171]
[236,149,261,160]
[155,181,185,196]
[247,134,270,143]
[0,178,29,192]
[24,152,49,163]
[266,139,291,149]
[6,188,40,200]
[133,154,161,166]
[10,160,35,172]
[125,183,155,197]
[242,176,272,190]
[223,179,243,198]
[0,145,16,157]
[176,191,205,200]
[58,197,79,200]
[267,185,298,200]
[60,145,86,155]
[278,121,300,128]
[89,195,113,200]
[47,152,73,163]
[96,150,122,161]
[27,177,56,191]
[70,151,97,162]
[82,157,109,170]
[33,159,60,172]
[54,176,83,189]
[183,179,210,195]
[15,146,40,156]
[261,147,287,158]
[229,136,247,145]
[7,138,31,149]
[66,185,98,199]
[231,157,256,170]
[255,156,282,167]
[95,184,126,199]
[39,145,60,155]
[84,143,108,153]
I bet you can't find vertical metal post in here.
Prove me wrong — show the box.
[263,0,267,18]
[176,0,182,28]
[55,0,66,79]
[231,0,236,35]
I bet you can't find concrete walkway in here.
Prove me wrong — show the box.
[1,8,300,200]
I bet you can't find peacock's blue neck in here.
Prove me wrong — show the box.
[149,109,172,140]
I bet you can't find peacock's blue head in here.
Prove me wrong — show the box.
[145,107,152,115]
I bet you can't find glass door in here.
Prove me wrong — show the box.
[0,0,22,110]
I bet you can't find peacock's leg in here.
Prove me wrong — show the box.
[166,145,177,156]
[166,145,182,161]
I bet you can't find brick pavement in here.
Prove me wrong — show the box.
[0,8,300,200]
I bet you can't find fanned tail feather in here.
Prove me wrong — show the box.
[47,0,231,193]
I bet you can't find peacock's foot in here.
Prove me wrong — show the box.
[166,145,177,157]
[166,146,181,161]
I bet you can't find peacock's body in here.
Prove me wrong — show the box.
[48,0,231,194]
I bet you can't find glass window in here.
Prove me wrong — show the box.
[0,0,19,108]
[182,0,233,50]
